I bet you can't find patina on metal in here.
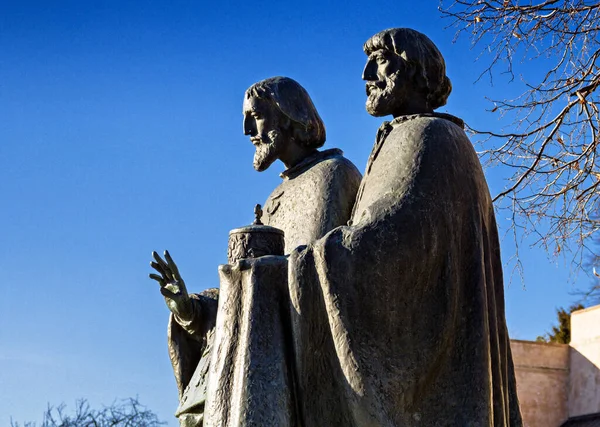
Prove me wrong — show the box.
[150,77,360,426]
[149,29,522,426]
[227,204,284,264]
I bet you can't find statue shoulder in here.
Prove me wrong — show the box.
[308,151,362,197]
[393,113,464,134]
[314,149,362,181]
[385,115,485,192]
[388,114,471,154]
[198,288,219,301]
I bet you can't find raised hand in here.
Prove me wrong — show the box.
[149,250,193,320]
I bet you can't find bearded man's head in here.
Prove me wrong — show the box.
[243,77,326,172]
[362,28,452,117]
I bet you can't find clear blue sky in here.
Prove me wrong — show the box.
[1,1,594,424]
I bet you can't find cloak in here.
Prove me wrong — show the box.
[288,113,523,426]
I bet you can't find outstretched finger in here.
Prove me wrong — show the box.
[149,273,166,286]
[150,258,174,281]
[152,251,168,267]
[160,287,179,300]
[152,251,171,273]
[164,250,181,280]
[150,261,170,279]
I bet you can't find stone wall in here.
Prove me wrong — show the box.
[511,339,570,427]
[568,305,600,418]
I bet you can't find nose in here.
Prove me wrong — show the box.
[362,59,377,81]
[243,115,256,136]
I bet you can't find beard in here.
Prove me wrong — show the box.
[365,71,406,117]
[253,129,284,172]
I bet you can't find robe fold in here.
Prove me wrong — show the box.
[167,149,361,425]
[204,256,294,427]
[288,113,522,426]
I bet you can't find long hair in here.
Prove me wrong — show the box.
[364,28,452,109]
[245,77,326,148]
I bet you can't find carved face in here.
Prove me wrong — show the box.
[243,96,285,172]
[363,48,411,117]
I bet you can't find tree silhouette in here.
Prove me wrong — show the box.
[440,1,600,272]
[10,397,166,427]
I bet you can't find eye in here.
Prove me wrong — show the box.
[376,56,388,65]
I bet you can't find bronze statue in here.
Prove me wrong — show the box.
[286,28,523,426]
[243,77,361,253]
[150,29,523,426]
[150,77,361,426]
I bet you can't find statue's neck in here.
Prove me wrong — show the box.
[279,143,318,169]
[391,97,432,118]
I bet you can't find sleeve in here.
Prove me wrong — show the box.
[168,288,219,397]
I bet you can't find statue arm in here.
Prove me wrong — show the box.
[173,289,219,341]
[168,288,219,398]
[149,250,219,340]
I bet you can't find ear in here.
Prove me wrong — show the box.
[292,124,307,146]
[413,66,428,93]
[279,115,300,143]
[279,115,291,131]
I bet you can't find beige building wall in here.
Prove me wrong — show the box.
[511,340,570,427]
[569,305,600,418]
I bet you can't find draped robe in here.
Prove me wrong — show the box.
[287,113,523,426]
[167,149,361,426]
[169,112,523,426]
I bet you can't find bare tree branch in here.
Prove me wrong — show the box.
[10,397,165,427]
[440,0,600,282]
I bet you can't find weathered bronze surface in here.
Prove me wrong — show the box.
[150,29,522,426]
[150,77,360,426]
[227,205,285,264]
[285,28,522,426]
